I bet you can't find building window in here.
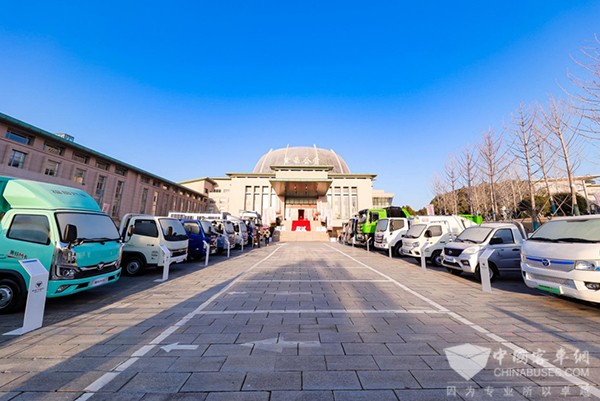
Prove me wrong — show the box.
[43,142,65,156]
[5,130,33,145]
[72,152,90,164]
[141,176,150,184]
[351,187,358,216]
[152,192,159,215]
[8,150,26,168]
[94,175,107,204]
[140,188,148,214]
[96,160,110,171]
[73,168,86,184]
[112,180,124,218]
[244,186,252,210]
[44,160,60,177]
[115,166,127,176]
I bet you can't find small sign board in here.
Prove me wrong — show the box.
[479,249,495,294]
[4,259,49,336]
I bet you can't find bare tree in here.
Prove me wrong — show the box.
[509,103,539,227]
[532,116,557,214]
[567,35,600,140]
[478,129,505,220]
[443,154,459,215]
[431,174,449,215]
[539,97,584,215]
[458,144,477,214]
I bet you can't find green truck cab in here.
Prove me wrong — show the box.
[356,206,411,246]
[0,177,122,314]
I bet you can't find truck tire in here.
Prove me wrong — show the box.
[474,263,498,283]
[393,242,402,257]
[430,250,443,267]
[0,278,24,314]
[124,257,144,276]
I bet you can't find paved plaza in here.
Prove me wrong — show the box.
[1,242,599,401]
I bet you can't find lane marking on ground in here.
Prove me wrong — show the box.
[195,309,443,314]
[239,279,391,283]
[75,245,286,400]
[328,244,600,398]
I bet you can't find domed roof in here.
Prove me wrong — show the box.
[253,146,351,174]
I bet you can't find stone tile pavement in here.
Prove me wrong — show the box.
[1,242,600,400]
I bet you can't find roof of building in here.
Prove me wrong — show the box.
[253,146,351,174]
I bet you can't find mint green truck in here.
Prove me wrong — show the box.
[0,177,122,313]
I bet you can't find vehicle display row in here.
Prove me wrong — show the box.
[341,206,600,304]
[0,176,268,314]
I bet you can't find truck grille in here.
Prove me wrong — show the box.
[75,262,120,279]
[525,256,573,272]
[444,247,461,257]
[171,248,187,258]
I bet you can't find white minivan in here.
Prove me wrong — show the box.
[521,215,600,303]
[401,215,477,266]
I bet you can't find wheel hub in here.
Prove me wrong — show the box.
[0,286,13,308]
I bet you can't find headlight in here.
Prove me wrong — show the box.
[574,260,598,271]
[462,246,479,255]
[52,242,80,280]
[412,242,420,248]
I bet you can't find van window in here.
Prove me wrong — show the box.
[8,214,51,245]
[493,228,514,244]
[390,220,405,231]
[184,222,200,235]
[133,220,159,238]
[429,225,443,237]
[369,212,379,222]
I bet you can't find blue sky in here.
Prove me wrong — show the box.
[1,1,599,208]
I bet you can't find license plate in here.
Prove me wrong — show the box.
[91,277,109,287]
[446,256,455,263]
[537,284,561,295]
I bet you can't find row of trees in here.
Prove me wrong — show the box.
[430,36,600,227]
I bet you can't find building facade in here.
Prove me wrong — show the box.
[181,146,392,229]
[0,113,207,223]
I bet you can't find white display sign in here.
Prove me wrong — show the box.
[154,245,171,283]
[4,259,49,336]
[420,243,428,271]
[479,249,495,294]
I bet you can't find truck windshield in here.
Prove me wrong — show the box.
[456,227,493,244]
[405,224,426,239]
[376,219,388,232]
[56,212,120,243]
[159,218,188,241]
[200,221,214,235]
[530,218,600,243]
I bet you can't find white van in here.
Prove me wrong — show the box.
[119,214,188,275]
[374,217,411,256]
[227,216,249,248]
[401,215,477,266]
[521,215,600,303]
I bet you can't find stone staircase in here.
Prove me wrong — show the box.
[274,220,331,242]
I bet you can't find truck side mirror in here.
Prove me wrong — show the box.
[64,224,77,243]
[127,225,134,237]
[424,230,432,238]
[490,237,503,245]
[167,226,174,236]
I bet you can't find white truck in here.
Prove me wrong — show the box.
[442,222,526,281]
[374,217,411,256]
[521,215,600,303]
[401,215,477,266]
[119,214,188,275]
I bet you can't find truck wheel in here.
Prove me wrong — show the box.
[474,264,498,283]
[446,267,463,276]
[124,258,144,276]
[0,278,24,314]
[430,250,443,267]
[393,242,402,257]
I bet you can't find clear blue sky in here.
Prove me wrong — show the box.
[1,1,599,208]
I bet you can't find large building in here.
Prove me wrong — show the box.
[0,113,207,223]
[180,146,393,231]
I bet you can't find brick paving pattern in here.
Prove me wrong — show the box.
[1,242,599,400]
